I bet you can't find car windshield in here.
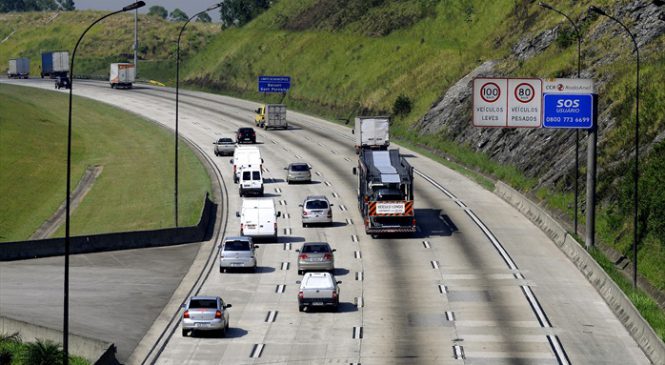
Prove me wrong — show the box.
[305,200,328,209]
[290,164,309,172]
[224,240,250,251]
[302,244,330,253]
[189,299,217,309]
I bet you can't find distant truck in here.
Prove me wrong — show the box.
[109,63,135,89]
[41,51,69,78]
[255,104,287,130]
[353,148,416,236]
[353,116,390,153]
[7,58,29,79]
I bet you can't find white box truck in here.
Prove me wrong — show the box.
[8,58,29,78]
[230,146,262,183]
[109,63,135,89]
[353,116,390,153]
[255,104,287,130]
[237,198,280,240]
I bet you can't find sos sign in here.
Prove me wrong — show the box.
[543,94,594,129]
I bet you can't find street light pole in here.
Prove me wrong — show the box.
[538,2,582,237]
[175,3,222,227]
[64,2,145,364]
[589,6,640,288]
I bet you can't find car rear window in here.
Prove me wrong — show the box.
[189,299,217,308]
[242,171,251,180]
[224,240,250,251]
[302,244,330,253]
[252,171,261,180]
[305,200,328,209]
[290,164,309,172]
[220,138,233,143]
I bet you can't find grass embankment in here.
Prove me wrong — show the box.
[0,11,220,82]
[0,84,210,242]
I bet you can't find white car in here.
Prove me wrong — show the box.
[213,137,236,156]
[297,272,341,312]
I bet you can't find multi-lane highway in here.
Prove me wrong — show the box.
[2,79,650,364]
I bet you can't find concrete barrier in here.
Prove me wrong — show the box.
[495,181,665,364]
[0,316,118,364]
[0,194,215,262]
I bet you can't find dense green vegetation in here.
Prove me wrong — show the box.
[0,84,210,241]
[0,334,88,365]
[0,11,219,80]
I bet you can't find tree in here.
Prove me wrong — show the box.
[169,8,189,22]
[147,5,168,19]
[196,12,212,23]
[0,0,75,12]
[219,0,270,27]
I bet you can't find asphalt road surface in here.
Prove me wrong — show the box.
[0,79,650,365]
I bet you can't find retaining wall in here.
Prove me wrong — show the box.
[0,194,215,261]
[495,181,665,365]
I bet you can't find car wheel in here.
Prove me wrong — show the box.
[219,266,223,273]
[299,305,305,312]
[182,329,187,337]
[302,222,305,228]
[220,326,227,338]
[298,269,303,275]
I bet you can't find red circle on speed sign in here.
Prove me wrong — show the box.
[480,82,501,103]
[514,83,535,103]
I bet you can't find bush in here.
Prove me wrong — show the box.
[22,339,63,365]
[393,94,413,116]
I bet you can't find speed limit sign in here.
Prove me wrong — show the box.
[507,78,542,127]
[473,78,507,127]
[514,83,535,103]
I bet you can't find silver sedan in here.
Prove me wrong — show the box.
[300,195,333,227]
[181,296,231,337]
[286,162,312,183]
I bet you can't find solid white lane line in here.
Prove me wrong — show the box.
[439,284,448,294]
[445,311,455,321]
[546,335,571,365]
[250,344,264,358]
[431,261,439,269]
[464,209,518,271]
[415,170,457,199]
[275,284,285,293]
[521,285,551,328]
[422,240,431,248]
[452,345,465,360]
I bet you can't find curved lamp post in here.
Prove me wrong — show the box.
[538,2,582,236]
[64,2,145,363]
[588,5,640,288]
[175,3,223,227]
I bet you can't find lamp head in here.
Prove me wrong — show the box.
[206,3,223,11]
[122,1,145,12]
[538,2,553,10]
[588,6,607,16]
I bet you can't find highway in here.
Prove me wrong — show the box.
[1,79,650,364]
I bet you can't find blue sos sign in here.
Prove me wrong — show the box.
[543,94,594,129]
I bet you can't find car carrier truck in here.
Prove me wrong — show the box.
[353,148,416,236]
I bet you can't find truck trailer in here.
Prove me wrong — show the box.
[255,104,287,130]
[353,116,390,153]
[353,148,416,236]
[7,58,29,78]
[41,51,69,78]
[109,63,135,89]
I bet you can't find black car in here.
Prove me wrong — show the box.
[55,75,70,89]
[236,127,256,144]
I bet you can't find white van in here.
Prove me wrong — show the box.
[237,198,280,240]
[238,166,263,196]
[230,146,262,183]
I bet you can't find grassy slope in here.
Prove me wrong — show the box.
[0,84,210,241]
[0,11,219,81]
